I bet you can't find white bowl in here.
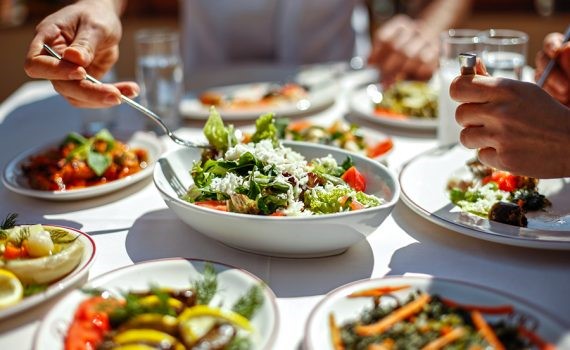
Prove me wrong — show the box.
[153,141,400,258]
[304,275,570,350]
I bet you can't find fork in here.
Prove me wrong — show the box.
[536,24,570,88]
[158,158,187,198]
[42,44,211,150]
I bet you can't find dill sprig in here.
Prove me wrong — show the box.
[24,284,48,297]
[232,284,264,320]
[12,226,30,247]
[47,228,80,244]
[193,263,218,305]
[1,213,18,230]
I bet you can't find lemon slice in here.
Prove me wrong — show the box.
[0,269,24,309]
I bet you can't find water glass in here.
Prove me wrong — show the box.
[478,29,528,80]
[135,28,184,133]
[437,29,479,146]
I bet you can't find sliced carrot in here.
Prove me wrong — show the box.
[288,120,313,132]
[195,200,228,212]
[373,107,408,120]
[421,327,466,350]
[356,293,430,336]
[348,285,410,298]
[367,343,391,350]
[3,243,28,259]
[441,298,514,315]
[471,310,505,350]
[366,139,394,158]
[329,313,345,350]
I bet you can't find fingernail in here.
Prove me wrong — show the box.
[104,95,121,105]
[69,70,85,80]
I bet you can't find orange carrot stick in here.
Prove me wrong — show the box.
[471,310,506,350]
[421,327,466,350]
[329,313,345,350]
[348,285,410,298]
[355,293,431,336]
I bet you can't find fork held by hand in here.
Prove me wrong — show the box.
[42,44,211,150]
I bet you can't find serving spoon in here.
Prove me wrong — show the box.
[43,44,211,150]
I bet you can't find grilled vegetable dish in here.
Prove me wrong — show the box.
[65,264,264,350]
[182,109,383,216]
[329,285,554,350]
[199,83,307,110]
[22,129,148,191]
[0,214,83,308]
[447,159,550,227]
[374,81,437,119]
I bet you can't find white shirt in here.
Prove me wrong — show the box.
[180,0,361,72]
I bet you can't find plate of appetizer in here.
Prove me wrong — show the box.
[304,275,570,349]
[34,258,278,350]
[2,129,163,200]
[0,214,96,319]
[399,144,570,249]
[180,80,337,120]
[349,81,438,130]
[154,109,399,257]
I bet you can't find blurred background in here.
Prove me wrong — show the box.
[0,0,569,102]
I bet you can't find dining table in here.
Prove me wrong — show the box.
[0,66,569,350]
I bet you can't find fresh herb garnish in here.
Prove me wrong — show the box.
[64,129,116,176]
[1,213,18,230]
[232,284,264,320]
[226,335,252,350]
[24,284,48,297]
[193,263,218,305]
[47,228,80,244]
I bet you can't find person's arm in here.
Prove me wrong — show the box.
[24,0,137,108]
[450,61,570,179]
[535,32,570,107]
[367,0,472,84]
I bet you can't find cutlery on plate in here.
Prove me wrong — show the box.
[42,44,211,150]
[536,24,570,88]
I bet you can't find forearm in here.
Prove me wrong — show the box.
[77,0,126,15]
[417,0,473,38]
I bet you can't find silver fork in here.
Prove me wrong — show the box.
[158,158,187,198]
[43,44,211,150]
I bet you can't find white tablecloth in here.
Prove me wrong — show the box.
[1,72,569,350]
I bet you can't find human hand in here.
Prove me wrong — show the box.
[24,0,138,108]
[535,32,570,107]
[451,62,570,179]
[368,15,439,86]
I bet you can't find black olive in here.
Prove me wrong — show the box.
[488,202,528,227]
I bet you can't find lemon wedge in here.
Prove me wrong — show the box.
[0,269,24,309]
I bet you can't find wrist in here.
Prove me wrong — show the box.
[78,0,124,15]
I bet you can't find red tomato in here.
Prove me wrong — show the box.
[483,171,520,192]
[195,200,228,212]
[65,297,116,350]
[366,138,394,158]
[341,166,366,192]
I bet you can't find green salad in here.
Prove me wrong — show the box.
[182,109,383,216]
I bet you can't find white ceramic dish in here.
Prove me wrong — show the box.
[153,141,400,258]
[2,131,163,201]
[399,144,570,249]
[180,81,337,121]
[349,83,438,130]
[0,225,95,320]
[34,258,278,350]
[304,275,570,350]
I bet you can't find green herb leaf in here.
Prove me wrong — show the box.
[193,263,218,305]
[251,113,278,146]
[87,150,111,176]
[0,213,18,230]
[232,284,264,320]
[46,227,79,244]
[24,284,48,297]
[63,132,88,146]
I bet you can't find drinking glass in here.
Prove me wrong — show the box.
[437,29,479,146]
[478,29,528,80]
[135,28,184,133]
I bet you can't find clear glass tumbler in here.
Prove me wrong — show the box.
[478,29,528,80]
[437,29,479,146]
[135,28,184,133]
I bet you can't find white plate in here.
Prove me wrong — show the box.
[34,258,278,350]
[348,83,438,130]
[0,225,95,319]
[304,275,570,350]
[180,81,337,121]
[2,131,163,201]
[399,144,570,249]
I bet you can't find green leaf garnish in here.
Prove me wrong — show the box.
[24,284,48,297]
[87,150,111,176]
[232,284,264,320]
[1,213,18,230]
[193,262,218,305]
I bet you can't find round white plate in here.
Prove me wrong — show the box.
[304,275,570,350]
[399,144,570,249]
[180,81,338,121]
[0,225,96,320]
[2,131,163,201]
[34,258,279,350]
[348,83,438,130]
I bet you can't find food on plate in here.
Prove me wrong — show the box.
[64,263,264,350]
[182,108,384,216]
[271,119,393,160]
[0,213,83,307]
[22,129,149,191]
[329,285,554,349]
[374,81,437,119]
[199,83,308,110]
[447,159,550,227]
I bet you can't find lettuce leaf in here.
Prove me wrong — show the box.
[251,113,278,146]
[203,107,237,152]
